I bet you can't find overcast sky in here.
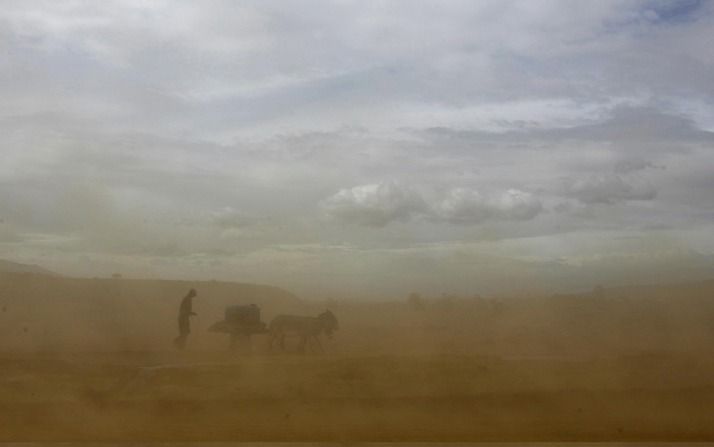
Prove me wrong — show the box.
[1,0,714,298]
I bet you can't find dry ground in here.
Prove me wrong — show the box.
[2,273,714,441]
[1,350,714,441]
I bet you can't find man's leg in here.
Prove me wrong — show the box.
[176,317,190,350]
[174,334,186,350]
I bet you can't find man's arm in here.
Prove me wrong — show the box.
[179,296,194,316]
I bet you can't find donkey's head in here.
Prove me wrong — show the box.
[318,309,339,337]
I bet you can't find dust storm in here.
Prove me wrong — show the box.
[1,270,714,441]
[5,0,714,443]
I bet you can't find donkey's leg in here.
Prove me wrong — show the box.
[269,331,278,352]
[311,335,323,353]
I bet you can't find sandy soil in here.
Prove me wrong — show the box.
[1,351,714,441]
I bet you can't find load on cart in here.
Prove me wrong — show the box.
[208,304,268,350]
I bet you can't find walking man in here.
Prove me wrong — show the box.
[173,288,197,350]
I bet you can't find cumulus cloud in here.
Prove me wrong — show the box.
[436,188,543,224]
[322,182,426,227]
[564,173,657,204]
[323,183,543,227]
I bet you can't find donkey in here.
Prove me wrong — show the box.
[268,310,338,353]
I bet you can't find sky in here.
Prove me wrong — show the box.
[1,0,714,298]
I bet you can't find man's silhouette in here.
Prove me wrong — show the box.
[173,288,197,350]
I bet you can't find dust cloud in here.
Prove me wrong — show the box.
[1,271,714,441]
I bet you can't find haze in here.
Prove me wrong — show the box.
[1,0,714,298]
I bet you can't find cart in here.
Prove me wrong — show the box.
[208,304,268,351]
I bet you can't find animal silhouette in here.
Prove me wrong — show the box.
[268,310,338,353]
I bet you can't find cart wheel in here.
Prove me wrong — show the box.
[230,333,251,353]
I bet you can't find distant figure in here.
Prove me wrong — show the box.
[268,310,338,353]
[173,288,197,350]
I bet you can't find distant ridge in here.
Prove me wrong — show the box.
[0,259,57,276]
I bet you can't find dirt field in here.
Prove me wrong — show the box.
[2,273,714,441]
[2,351,714,441]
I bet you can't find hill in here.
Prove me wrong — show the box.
[0,259,57,276]
[0,273,303,351]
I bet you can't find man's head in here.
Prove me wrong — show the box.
[188,288,197,298]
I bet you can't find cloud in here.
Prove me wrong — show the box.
[436,188,543,224]
[323,183,543,227]
[322,182,426,227]
[563,173,657,204]
[0,221,22,244]
[1,2,714,293]
[612,157,657,174]
[210,207,267,229]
